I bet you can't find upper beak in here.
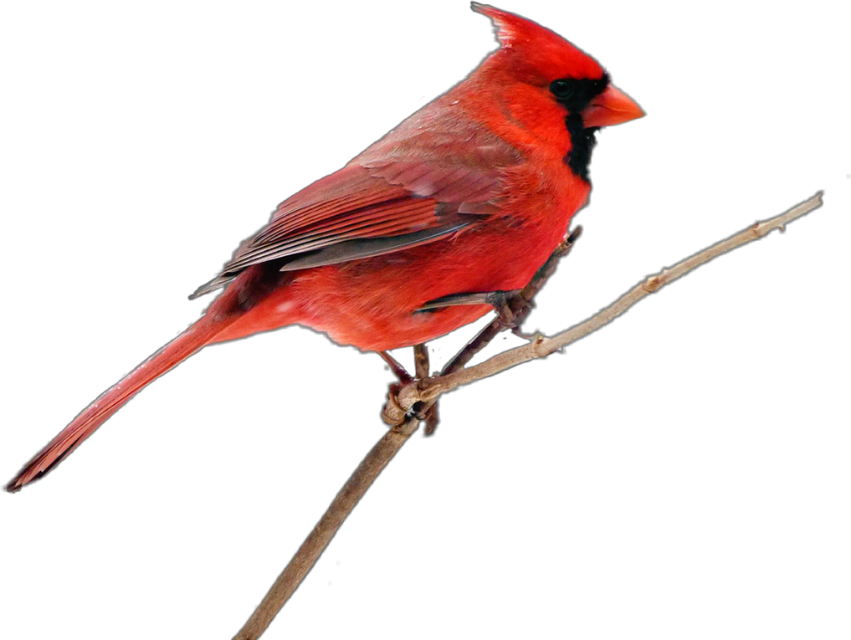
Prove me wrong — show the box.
[582,84,644,128]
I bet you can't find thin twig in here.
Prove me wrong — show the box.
[236,191,823,638]
[385,192,823,423]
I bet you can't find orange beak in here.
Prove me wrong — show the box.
[582,84,644,128]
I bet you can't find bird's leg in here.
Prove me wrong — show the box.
[379,350,415,422]
[379,350,412,384]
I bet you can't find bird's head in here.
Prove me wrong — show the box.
[472,3,643,129]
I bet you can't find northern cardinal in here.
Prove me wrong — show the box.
[6,3,642,492]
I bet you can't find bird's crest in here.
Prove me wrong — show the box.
[471,3,603,81]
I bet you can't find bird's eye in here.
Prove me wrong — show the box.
[550,79,575,101]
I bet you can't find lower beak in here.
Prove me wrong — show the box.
[582,84,644,128]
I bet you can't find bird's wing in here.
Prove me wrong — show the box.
[191,122,520,298]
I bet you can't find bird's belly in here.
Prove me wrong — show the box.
[288,225,559,351]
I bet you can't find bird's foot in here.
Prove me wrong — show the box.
[484,291,537,340]
[379,347,439,433]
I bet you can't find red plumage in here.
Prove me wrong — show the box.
[6,3,643,492]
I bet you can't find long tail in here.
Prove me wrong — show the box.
[5,314,232,492]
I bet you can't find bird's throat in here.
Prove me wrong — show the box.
[564,113,598,182]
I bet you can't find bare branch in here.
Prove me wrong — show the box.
[236,192,823,638]
[386,192,824,422]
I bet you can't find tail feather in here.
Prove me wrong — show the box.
[5,316,229,492]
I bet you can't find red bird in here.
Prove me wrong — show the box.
[6,4,643,492]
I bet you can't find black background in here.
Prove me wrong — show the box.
[0,1,836,639]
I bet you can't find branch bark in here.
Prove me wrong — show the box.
[235,191,823,638]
